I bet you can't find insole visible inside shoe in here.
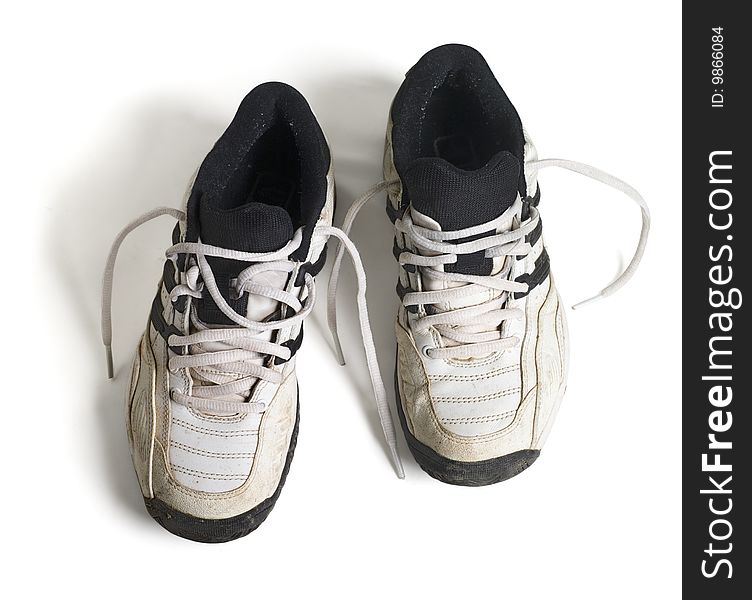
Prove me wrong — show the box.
[248,171,297,210]
[433,134,479,169]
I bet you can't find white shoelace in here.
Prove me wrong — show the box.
[102,209,405,478]
[328,158,650,359]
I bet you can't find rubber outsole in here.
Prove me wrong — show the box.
[144,400,300,543]
[394,366,539,486]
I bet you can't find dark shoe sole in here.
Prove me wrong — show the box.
[394,367,539,486]
[144,399,300,543]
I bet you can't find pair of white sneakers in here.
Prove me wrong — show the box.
[102,44,649,542]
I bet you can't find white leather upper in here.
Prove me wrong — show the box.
[125,167,334,517]
[168,404,261,493]
[387,126,569,462]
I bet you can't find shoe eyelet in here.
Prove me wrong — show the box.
[420,345,433,359]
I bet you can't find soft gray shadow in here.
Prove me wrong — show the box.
[52,99,223,519]
[304,74,419,474]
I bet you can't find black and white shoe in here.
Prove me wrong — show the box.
[331,44,650,485]
[102,82,403,542]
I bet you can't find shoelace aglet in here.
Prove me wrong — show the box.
[571,293,604,311]
[390,445,406,479]
[332,335,346,367]
[105,345,114,379]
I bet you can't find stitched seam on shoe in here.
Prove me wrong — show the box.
[530,274,552,445]
[433,387,521,402]
[426,386,535,445]
[171,465,246,481]
[172,418,257,438]
[170,441,254,459]
[398,320,529,444]
[429,366,519,382]
[164,455,249,500]
[441,410,517,424]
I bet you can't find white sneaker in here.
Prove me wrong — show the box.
[331,44,650,485]
[102,82,402,541]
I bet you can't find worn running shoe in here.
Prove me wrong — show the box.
[331,44,650,485]
[102,82,402,542]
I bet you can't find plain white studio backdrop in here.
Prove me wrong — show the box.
[5,1,681,598]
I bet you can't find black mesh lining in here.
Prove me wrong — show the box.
[390,44,527,205]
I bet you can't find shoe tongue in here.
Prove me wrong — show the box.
[404,151,520,276]
[199,201,294,253]
[196,201,294,325]
[404,150,520,231]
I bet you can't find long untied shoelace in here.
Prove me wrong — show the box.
[327,158,651,359]
[102,211,405,478]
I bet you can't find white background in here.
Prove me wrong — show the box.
[4,1,681,597]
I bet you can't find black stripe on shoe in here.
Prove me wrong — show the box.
[514,248,550,299]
